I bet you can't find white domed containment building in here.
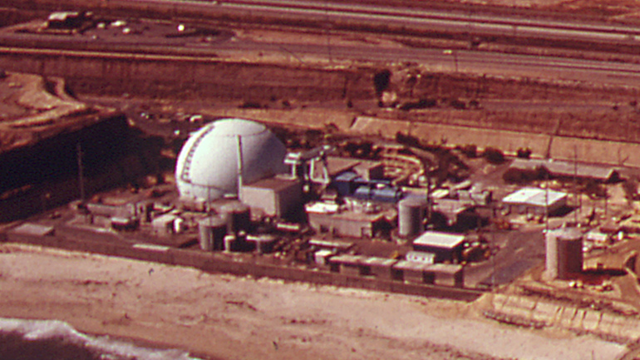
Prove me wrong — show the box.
[175,118,287,201]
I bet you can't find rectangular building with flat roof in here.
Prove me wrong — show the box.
[502,187,567,216]
[241,176,302,219]
[412,231,466,263]
[307,207,389,239]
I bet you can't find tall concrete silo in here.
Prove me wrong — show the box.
[545,227,583,280]
[398,197,427,238]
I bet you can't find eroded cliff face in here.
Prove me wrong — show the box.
[0,72,159,222]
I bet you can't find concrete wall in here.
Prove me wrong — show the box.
[1,229,484,302]
[349,116,640,168]
[0,49,373,102]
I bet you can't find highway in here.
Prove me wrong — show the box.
[4,21,640,87]
[133,0,640,45]
[4,1,640,87]
[205,37,640,86]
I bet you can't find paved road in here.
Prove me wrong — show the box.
[208,38,640,87]
[5,2,640,87]
[6,19,640,88]
[133,0,640,49]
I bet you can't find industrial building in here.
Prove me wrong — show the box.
[412,231,467,264]
[501,187,568,216]
[432,199,481,229]
[509,158,620,183]
[306,201,393,238]
[325,254,464,287]
[240,175,302,219]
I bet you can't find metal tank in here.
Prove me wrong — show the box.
[248,234,278,254]
[398,197,427,238]
[220,201,251,235]
[545,227,583,280]
[198,215,227,251]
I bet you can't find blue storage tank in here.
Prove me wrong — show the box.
[351,185,403,203]
[372,187,402,203]
[353,186,372,200]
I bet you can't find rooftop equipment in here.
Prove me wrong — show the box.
[284,145,334,189]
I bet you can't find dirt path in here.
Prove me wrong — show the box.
[0,243,628,360]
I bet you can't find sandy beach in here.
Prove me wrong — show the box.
[0,243,628,360]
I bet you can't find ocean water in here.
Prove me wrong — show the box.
[0,318,202,360]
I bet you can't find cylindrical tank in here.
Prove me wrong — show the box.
[198,216,227,251]
[249,234,278,254]
[398,197,427,238]
[545,227,583,280]
[220,202,251,235]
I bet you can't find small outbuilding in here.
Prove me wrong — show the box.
[328,254,369,275]
[360,257,399,280]
[501,187,568,216]
[425,263,464,288]
[412,231,466,264]
[392,260,434,284]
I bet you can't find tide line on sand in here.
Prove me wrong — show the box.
[0,317,201,360]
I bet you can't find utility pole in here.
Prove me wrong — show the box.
[325,0,332,64]
[76,142,85,203]
[574,145,579,225]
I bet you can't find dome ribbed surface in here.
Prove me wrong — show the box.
[175,118,286,200]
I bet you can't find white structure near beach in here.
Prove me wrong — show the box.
[175,118,287,201]
[501,187,568,216]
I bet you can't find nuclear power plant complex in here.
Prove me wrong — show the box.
[6,3,640,353]
[3,109,635,301]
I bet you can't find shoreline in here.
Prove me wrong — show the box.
[0,317,202,360]
[0,243,627,360]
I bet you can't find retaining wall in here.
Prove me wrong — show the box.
[486,293,640,343]
[0,48,373,101]
[349,116,640,168]
[2,230,484,302]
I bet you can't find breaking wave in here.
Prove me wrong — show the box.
[0,318,202,360]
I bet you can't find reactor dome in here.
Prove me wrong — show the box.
[175,118,287,201]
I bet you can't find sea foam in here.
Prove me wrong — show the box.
[0,318,202,360]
